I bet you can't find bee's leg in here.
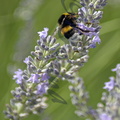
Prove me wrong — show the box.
[76,27,90,33]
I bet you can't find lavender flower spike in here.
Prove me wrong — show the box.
[4,28,57,120]
[96,64,120,120]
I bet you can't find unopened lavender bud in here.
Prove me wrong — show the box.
[30,64,37,71]
[46,35,51,44]
[49,43,60,51]
[49,36,56,46]
[6,104,13,113]
[37,55,43,60]
[88,2,94,8]
[37,40,41,46]
[64,74,75,79]
[22,75,28,80]
[35,46,40,51]
[31,51,37,57]
[41,43,46,50]
[69,86,75,92]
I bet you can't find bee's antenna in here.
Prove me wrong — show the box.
[61,0,68,13]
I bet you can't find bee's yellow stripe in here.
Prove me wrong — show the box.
[61,26,73,34]
[63,13,70,15]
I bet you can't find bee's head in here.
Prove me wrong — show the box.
[63,12,77,18]
[58,12,77,25]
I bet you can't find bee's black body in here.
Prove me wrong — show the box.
[58,12,90,39]
[58,13,77,39]
[58,13,76,28]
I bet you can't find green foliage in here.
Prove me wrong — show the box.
[0,0,120,119]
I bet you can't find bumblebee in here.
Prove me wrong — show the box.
[58,12,90,39]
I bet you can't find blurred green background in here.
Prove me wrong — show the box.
[0,0,120,120]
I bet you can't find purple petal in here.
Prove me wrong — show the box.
[13,69,23,84]
[38,28,49,39]
[89,35,101,48]
[112,64,120,72]
[80,7,87,14]
[37,82,49,95]
[89,43,96,48]
[84,32,97,37]
[99,113,112,120]
[41,73,50,81]
[28,74,40,83]
[92,36,101,44]
[23,57,30,64]
[77,23,96,32]
[103,77,115,91]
